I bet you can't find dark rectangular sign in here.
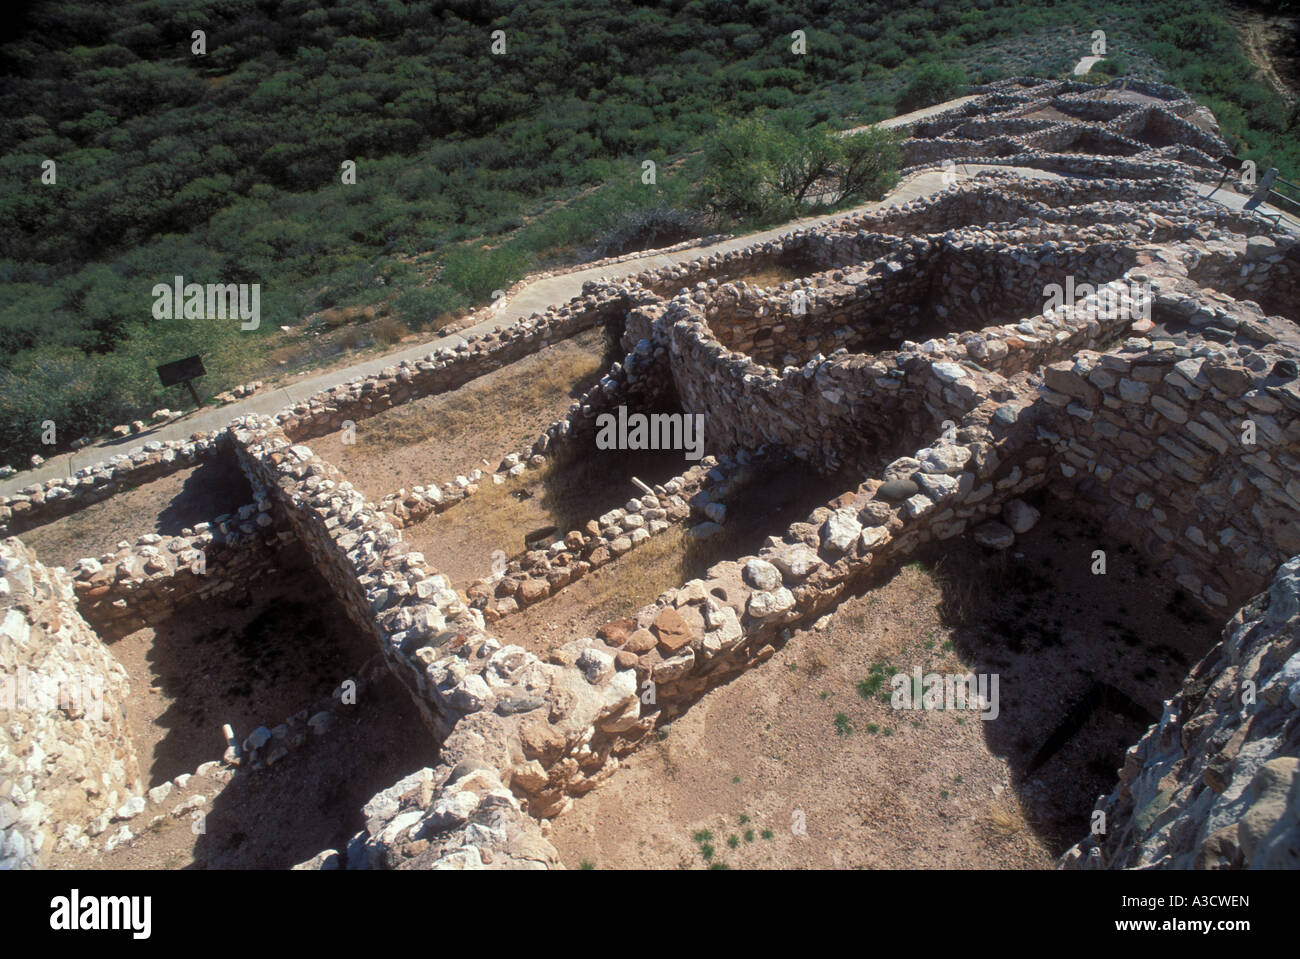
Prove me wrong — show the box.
[156,354,206,387]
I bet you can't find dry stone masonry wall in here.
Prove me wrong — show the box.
[5,74,1299,871]
[1061,555,1300,869]
[0,539,141,868]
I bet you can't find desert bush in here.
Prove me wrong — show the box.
[695,117,902,223]
[371,316,408,346]
[394,284,469,332]
[896,61,969,113]
[439,244,530,302]
[0,349,149,464]
[591,203,707,258]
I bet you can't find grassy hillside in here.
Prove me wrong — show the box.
[0,0,1296,463]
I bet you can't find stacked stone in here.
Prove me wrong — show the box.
[928,270,1171,379]
[1186,234,1300,317]
[468,457,738,620]
[0,433,227,536]
[231,657,390,772]
[0,538,142,868]
[231,418,644,863]
[376,333,675,530]
[666,274,1031,473]
[587,407,1046,725]
[70,499,288,640]
[276,293,625,442]
[1037,329,1300,611]
[896,74,1227,180]
[1060,555,1300,869]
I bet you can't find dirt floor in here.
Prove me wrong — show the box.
[311,325,609,503]
[548,497,1218,869]
[54,669,436,870]
[400,447,691,589]
[492,525,698,656]
[1017,104,1076,123]
[17,454,253,570]
[110,545,380,788]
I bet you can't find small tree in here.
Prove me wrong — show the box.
[771,127,842,207]
[696,117,902,223]
[896,62,969,114]
[696,117,792,221]
[836,127,904,202]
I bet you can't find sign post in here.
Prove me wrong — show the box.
[156,354,206,409]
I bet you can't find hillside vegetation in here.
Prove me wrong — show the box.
[0,0,1296,463]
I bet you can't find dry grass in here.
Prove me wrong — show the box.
[319,304,378,329]
[489,523,700,655]
[333,326,606,465]
[574,525,693,622]
[398,443,691,588]
[371,316,408,346]
[931,549,1010,627]
[742,265,806,288]
[985,802,1027,838]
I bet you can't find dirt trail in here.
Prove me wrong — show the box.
[1233,11,1298,106]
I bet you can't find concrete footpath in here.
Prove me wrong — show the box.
[6,79,1293,494]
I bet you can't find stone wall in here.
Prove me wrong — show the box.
[67,501,293,641]
[1061,555,1300,869]
[377,336,675,529]
[277,294,626,443]
[662,241,1144,472]
[567,393,1050,734]
[899,75,1228,177]
[1037,334,1300,612]
[467,461,709,619]
[0,432,229,538]
[230,417,641,864]
[692,235,1139,369]
[0,538,142,868]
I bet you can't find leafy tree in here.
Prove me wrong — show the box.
[896,61,969,113]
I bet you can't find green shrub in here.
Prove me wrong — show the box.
[896,61,969,114]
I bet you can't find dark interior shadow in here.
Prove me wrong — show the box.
[154,450,254,536]
[188,670,438,869]
[131,545,377,787]
[916,495,1218,853]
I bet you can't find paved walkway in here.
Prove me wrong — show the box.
[1195,181,1300,235]
[1074,55,1104,77]
[0,162,1074,494]
[6,77,1294,494]
[3,146,1003,493]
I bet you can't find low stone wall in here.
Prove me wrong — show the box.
[563,396,1049,740]
[0,538,142,868]
[903,76,1228,176]
[0,432,229,538]
[1060,555,1300,869]
[377,337,675,529]
[67,500,292,641]
[1188,234,1300,322]
[277,294,626,443]
[230,417,642,865]
[662,236,1145,472]
[466,457,746,620]
[691,234,1139,368]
